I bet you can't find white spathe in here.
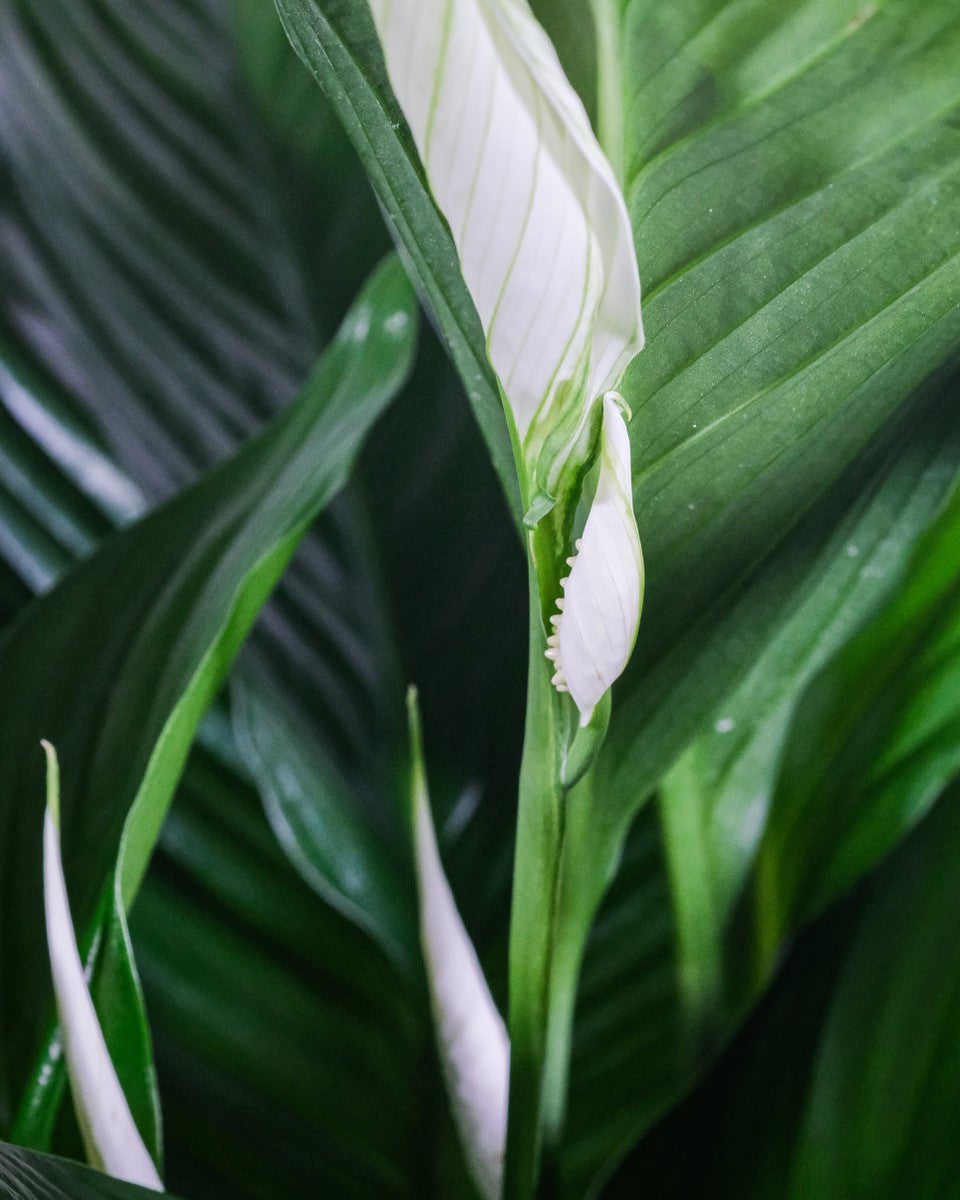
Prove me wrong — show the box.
[41,741,163,1192]
[367,0,643,478]
[547,395,643,726]
[411,751,509,1200]
[368,0,645,721]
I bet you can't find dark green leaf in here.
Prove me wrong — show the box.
[0,258,416,1137]
[559,0,960,1187]
[271,0,523,520]
[0,1139,178,1200]
[606,783,960,1200]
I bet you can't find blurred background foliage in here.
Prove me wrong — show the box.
[0,0,959,1197]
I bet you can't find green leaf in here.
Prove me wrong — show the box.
[0,258,416,1140]
[785,788,960,1200]
[559,388,960,1194]
[0,0,314,495]
[605,783,960,1200]
[270,0,523,520]
[0,1139,179,1200]
[748,464,960,970]
[0,0,400,791]
[229,0,391,338]
[592,0,960,881]
[231,671,415,970]
[132,747,445,1200]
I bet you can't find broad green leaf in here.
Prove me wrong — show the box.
[0,0,313,496]
[605,784,960,1200]
[561,385,960,1194]
[0,0,400,790]
[608,0,960,795]
[748,465,960,967]
[0,1140,177,1200]
[0,259,416,1140]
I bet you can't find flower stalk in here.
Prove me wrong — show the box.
[366,0,644,1192]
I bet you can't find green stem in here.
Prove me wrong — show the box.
[503,550,564,1199]
[503,546,600,1199]
[589,0,626,183]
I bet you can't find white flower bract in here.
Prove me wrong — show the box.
[369,0,646,723]
[410,732,509,1200]
[367,0,643,487]
[41,742,162,1192]
[545,395,644,726]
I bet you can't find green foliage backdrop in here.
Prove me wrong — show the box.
[0,0,958,1197]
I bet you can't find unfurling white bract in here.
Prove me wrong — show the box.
[545,395,644,726]
[366,0,643,482]
[407,693,509,1200]
[368,0,645,724]
[41,742,163,1192]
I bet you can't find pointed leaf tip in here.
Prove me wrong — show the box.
[41,745,162,1191]
[406,691,509,1199]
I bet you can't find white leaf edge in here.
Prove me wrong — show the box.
[41,741,163,1192]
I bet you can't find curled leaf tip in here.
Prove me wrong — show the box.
[40,740,59,828]
[41,746,162,1191]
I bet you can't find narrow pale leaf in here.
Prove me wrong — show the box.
[407,691,509,1200]
[41,744,162,1192]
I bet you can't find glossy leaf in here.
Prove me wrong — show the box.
[272,0,523,518]
[42,744,162,1190]
[748,466,960,968]
[132,746,452,1200]
[0,0,400,792]
[0,258,416,1140]
[607,783,960,1200]
[0,1140,177,1200]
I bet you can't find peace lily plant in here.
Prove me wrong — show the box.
[8,0,960,1195]
[369,0,645,1195]
[39,2,643,1197]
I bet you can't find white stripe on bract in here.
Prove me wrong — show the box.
[554,394,643,726]
[42,745,162,1191]
[412,776,509,1200]
[368,0,642,475]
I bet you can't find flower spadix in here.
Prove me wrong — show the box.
[41,741,162,1192]
[368,0,645,722]
[407,692,509,1200]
